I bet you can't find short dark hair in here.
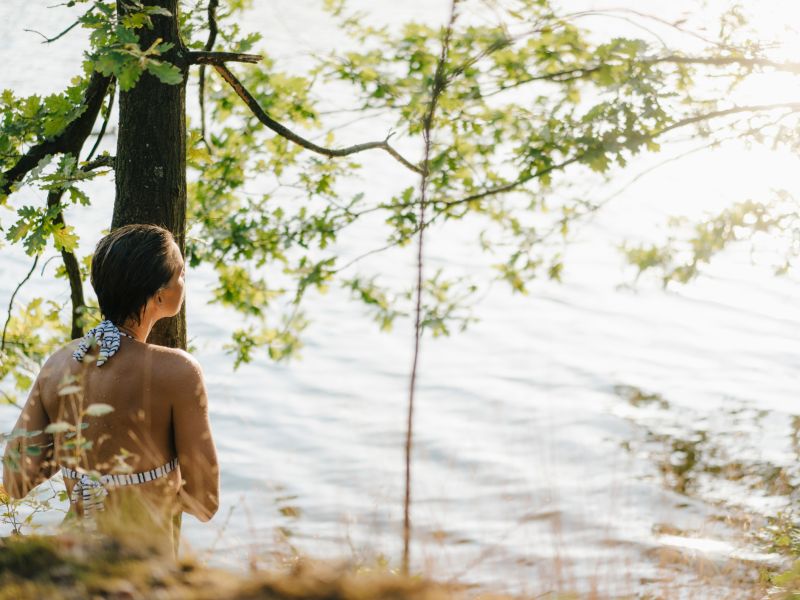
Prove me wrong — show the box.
[91,224,181,326]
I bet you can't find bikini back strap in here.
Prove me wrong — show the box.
[60,458,179,520]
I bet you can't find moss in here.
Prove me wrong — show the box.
[0,534,473,600]
[0,535,70,580]
[0,580,69,600]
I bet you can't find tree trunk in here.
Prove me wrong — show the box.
[113,0,187,350]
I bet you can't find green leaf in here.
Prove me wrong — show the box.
[68,187,91,206]
[52,224,79,252]
[146,60,183,85]
[44,422,73,434]
[145,6,172,17]
[93,53,122,77]
[117,61,144,91]
[85,403,114,417]
[57,384,83,396]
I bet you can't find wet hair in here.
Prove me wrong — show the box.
[91,224,181,326]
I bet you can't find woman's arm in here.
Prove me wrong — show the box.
[171,353,219,522]
[2,377,55,499]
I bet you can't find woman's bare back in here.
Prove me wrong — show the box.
[3,335,219,550]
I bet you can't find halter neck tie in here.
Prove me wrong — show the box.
[72,320,133,366]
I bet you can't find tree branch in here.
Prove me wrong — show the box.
[482,66,602,97]
[213,64,423,174]
[557,8,733,51]
[47,189,86,340]
[23,1,97,45]
[403,0,459,576]
[653,54,800,74]
[659,102,800,135]
[1,255,39,352]
[441,101,800,209]
[81,154,115,172]
[483,54,800,99]
[188,51,261,65]
[444,156,582,207]
[85,78,116,162]
[0,391,22,409]
[2,73,113,337]
[198,0,220,150]
[1,72,112,200]
[24,21,81,44]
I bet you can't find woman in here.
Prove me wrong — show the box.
[2,224,219,554]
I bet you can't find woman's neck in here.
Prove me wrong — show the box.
[118,319,154,343]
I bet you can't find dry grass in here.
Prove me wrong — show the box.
[0,529,793,600]
[0,532,492,600]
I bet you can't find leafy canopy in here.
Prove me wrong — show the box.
[2,0,794,394]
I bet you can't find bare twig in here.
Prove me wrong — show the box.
[657,102,800,135]
[556,7,741,51]
[444,155,583,208]
[212,64,423,174]
[652,54,800,73]
[566,135,748,229]
[482,54,800,99]
[2,254,40,352]
[316,105,388,116]
[562,10,673,50]
[85,78,116,162]
[481,66,604,98]
[24,1,97,44]
[0,391,22,409]
[201,503,236,560]
[402,0,459,576]
[333,236,411,274]
[24,21,81,43]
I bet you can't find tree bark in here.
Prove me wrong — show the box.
[113,0,187,349]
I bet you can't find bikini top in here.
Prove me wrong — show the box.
[61,458,179,521]
[73,319,132,366]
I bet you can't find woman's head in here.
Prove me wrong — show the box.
[91,224,185,326]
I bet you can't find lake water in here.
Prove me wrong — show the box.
[2,1,800,597]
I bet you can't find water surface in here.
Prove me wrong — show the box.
[1,2,799,597]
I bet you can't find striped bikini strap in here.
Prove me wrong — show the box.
[61,458,179,487]
[60,458,179,519]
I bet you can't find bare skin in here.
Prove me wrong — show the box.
[2,240,219,552]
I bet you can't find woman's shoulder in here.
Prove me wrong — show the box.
[32,339,83,395]
[39,339,82,373]
[146,345,204,381]
[52,338,83,360]
[146,347,207,407]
